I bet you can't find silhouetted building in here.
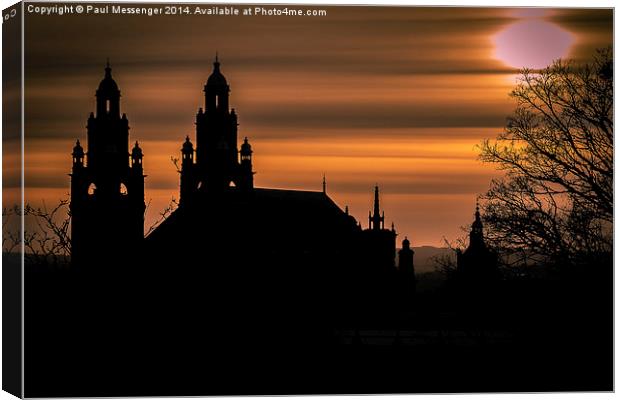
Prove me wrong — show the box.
[399,237,415,277]
[145,56,369,311]
[179,55,253,205]
[456,204,499,283]
[70,62,145,267]
[360,186,397,270]
[65,57,408,317]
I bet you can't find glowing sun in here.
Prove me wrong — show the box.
[493,19,575,70]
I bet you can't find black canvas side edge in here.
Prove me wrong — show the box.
[2,2,24,398]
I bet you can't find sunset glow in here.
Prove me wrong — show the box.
[494,20,574,69]
[15,7,612,246]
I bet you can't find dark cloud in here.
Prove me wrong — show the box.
[20,5,613,244]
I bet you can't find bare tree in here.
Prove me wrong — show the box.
[431,236,464,278]
[479,48,613,268]
[2,205,22,254]
[145,197,178,237]
[2,199,72,266]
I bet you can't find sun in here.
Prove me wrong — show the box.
[493,18,575,70]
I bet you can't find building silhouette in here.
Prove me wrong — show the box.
[398,237,416,293]
[456,204,499,283]
[360,186,397,270]
[141,56,412,315]
[67,57,414,316]
[179,55,253,205]
[70,62,145,267]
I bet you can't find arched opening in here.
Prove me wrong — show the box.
[120,183,128,195]
[197,181,203,189]
[215,95,219,109]
[88,183,97,195]
[106,99,110,113]
[229,181,236,188]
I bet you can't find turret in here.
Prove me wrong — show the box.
[204,53,230,113]
[399,236,415,275]
[182,135,194,167]
[398,236,416,299]
[95,60,121,119]
[180,136,196,205]
[131,141,143,172]
[72,140,84,169]
[240,137,252,166]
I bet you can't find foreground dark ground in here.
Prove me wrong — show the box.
[21,255,612,397]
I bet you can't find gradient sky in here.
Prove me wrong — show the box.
[14,5,612,246]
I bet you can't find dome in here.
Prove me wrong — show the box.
[132,141,143,157]
[206,56,228,87]
[98,63,119,93]
[182,136,194,151]
[240,137,252,153]
[72,140,84,155]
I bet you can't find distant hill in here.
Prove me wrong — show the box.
[407,246,455,273]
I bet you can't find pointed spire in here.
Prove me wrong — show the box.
[105,58,112,78]
[373,185,380,217]
[322,174,326,194]
[214,51,220,71]
[345,205,349,215]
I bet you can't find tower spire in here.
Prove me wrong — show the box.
[370,185,385,231]
[373,185,380,218]
[322,174,326,194]
[105,58,111,78]
[470,201,485,248]
[214,51,220,71]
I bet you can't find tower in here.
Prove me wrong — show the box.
[398,237,414,275]
[70,62,145,267]
[368,185,385,231]
[238,137,254,189]
[398,237,416,297]
[180,54,254,199]
[361,186,396,269]
[180,136,196,205]
[456,203,499,283]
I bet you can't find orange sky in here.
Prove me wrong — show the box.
[11,6,613,246]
